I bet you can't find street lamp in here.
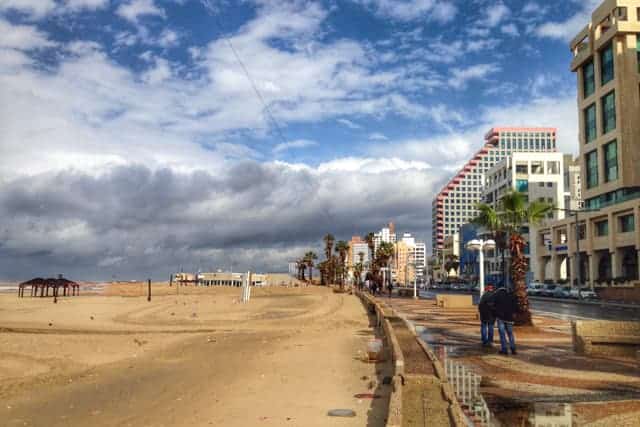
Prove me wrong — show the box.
[466,239,496,295]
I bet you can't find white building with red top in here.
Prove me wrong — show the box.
[431,127,558,255]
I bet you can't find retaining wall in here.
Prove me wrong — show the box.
[572,320,640,358]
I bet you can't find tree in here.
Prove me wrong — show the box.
[375,241,395,288]
[323,234,335,285]
[444,254,460,278]
[334,240,350,288]
[296,259,307,281]
[304,251,318,283]
[474,190,554,325]
[364,233,375,269]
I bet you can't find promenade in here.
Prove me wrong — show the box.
[372,294,640,426]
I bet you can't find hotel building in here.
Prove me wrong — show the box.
[536,0,640,294]
[431,128,558,256]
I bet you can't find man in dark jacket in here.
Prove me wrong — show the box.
[478,284,496,347]
[493,287,518,355]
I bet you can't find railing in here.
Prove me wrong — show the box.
[445,357,491,426]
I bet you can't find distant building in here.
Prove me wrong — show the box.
[432,127,558,256]
[374,222,397,253]
[348,235,369,267]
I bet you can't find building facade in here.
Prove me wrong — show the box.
[536,0,640,291]
[431,127,558,256]
[482,152,574,282]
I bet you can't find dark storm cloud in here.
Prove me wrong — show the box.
[0,163,444,280]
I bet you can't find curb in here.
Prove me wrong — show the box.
[529,295,639,309]
[355,291,403,427]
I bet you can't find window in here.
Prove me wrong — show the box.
[584,103,597,142]
[531,161,544,174]
[595,220,609,237]
[600,43,614,85]
[586,150,598,189]
[615,7,628,21]
[516,179,529,193]
[619,215,635,233]
[515,162,528,174]
[547,161,560,174]
[604,140,618,182]
[583,61,595,97]
[602,91,616,134]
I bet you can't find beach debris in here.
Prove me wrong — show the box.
[382,376,392,385]
[170,312,175,316]
[191,312,198,318]
[48,322,53,327]
[354,393,381,399]
[90,316,94,320]
[133,338,147,346]
[327,409,356,417]
[367,380,376,389]
[207,337,216,343]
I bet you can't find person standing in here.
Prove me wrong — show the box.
[478,284,496,347]
[493,287,518,355]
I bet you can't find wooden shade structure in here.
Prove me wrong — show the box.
[18,277,80,298]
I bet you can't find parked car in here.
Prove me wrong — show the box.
[553,286,572,298]
[527,283,544,296]
[568,287,599,299]
[541,284,558,297]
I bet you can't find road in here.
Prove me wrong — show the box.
[418,290,640,321]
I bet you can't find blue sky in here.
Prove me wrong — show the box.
[0,0,599,279]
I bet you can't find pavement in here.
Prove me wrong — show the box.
[418,290,640,321]
[373,293,640,426]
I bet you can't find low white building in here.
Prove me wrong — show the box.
[482,152,576,282]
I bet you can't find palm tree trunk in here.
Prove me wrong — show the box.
[511,233,532,326]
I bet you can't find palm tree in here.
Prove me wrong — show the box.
[297,258,307,281]
[334,240,350,288]
[474,190,554,325]
[304,251,318,284]
[364,232,375,268]
[323,234,335,285]
[375,241,395,289]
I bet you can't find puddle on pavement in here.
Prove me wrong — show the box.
[411,322,580,426]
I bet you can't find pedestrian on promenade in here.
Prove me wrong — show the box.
[478,283,496,347]
[387,281,393,298]
[493,287,518,355]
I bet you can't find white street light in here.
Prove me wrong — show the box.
[466,239,496,295]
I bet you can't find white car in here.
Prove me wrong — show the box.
[569,288,599,299]
[527,283,544,296]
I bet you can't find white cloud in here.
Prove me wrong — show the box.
[449,63,500,89]
[337,118,361,129]
[368,132,388,141]
[141,57,172,84]
[355,0,457,23]
[63,0,109,11]
[316,157,431,174]
[486,2,510,27]
[273,139,317,153]
[0,18,54,50]
[536,0,601,41]
[157,29,180,47]
[501,23,519,37]
[116,0,166,23]
[0,0,56,19]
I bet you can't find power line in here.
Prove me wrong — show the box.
[207,7,290,147]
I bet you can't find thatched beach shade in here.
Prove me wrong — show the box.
[18,277,45,298]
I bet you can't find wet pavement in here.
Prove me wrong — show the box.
[374,294,640,426]
[418,290,640,321]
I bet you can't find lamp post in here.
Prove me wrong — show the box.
[466,239,496,295]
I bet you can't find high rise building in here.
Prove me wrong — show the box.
[537,0,640,291]
[374,222,397,253]
[432,127,558,255]
[414,242,426,282]
[348,235,369,268]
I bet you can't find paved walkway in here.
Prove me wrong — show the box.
[373,294,640,426]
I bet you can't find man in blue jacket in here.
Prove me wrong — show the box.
[493,287,518,355]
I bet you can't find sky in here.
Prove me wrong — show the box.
[0,0,599,280]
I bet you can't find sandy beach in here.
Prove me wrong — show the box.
[0,285,391,427]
